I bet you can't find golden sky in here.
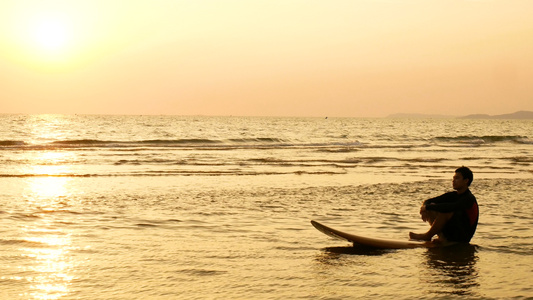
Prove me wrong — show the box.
[1,0,532,117]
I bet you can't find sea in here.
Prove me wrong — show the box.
[0,114,531,299]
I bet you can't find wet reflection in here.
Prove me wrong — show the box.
[24,151,76,208]
[26,176,70,201]
[19,172,75,299]
[23,235,73,299]
[25,114,72,144]
[324,245,395,256]
[422,244,479,296]
[314,245,395,267]
[26,151,77,178]
[18,116,78,299]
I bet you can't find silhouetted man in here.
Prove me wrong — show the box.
[409,167,479,243]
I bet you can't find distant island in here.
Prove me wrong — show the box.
[459,111,533,120]
[387,111,533,120]
[387,113,455,119]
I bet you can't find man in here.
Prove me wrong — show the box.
[409,166,479,243]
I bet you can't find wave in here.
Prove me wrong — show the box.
[3,135,528,151]
[50,138,223,146]
[0,174,96,178]
[433,135,530,144]
[0,138,364,150]
[0,138,227,150]
[228,138,286,143]
[0,170,346,178]
[0,140,26,146]
[510,156,533,163]
[0,238,53,248]
[517,138,533,145]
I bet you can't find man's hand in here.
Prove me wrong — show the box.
[420,204,428,222]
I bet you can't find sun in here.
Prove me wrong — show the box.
[30,16,71,53]
[2,2,158,71]
[27,13,73,58]
[2,7,80,69]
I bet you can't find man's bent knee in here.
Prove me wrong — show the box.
[423,210,453,225]
[422,210,438,224]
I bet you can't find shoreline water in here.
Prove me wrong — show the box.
[1,115,531,299]
[1,176,531,299]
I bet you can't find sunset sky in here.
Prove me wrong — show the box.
[1,0,532,117]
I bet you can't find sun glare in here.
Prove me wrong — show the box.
[3,2,161,71]
[30,16,71,53]
[4,7,81,69]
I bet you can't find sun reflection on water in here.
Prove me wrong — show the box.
[27,176,70,200]
[19,149,77,299]
[27,151,78,178]
[20,224,74,300]
[25,114,74,145]
[24,150,79,205]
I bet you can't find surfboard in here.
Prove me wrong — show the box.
[311,220,437,249]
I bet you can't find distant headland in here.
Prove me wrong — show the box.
[387,111,533,120]
[459,111,533,119]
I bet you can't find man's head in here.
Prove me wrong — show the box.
[453,166,473,191]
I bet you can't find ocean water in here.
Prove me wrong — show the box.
[0,114,532,299]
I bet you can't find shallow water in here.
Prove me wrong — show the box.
[0,115,532,299]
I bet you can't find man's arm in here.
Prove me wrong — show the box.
[424,191,475,213]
